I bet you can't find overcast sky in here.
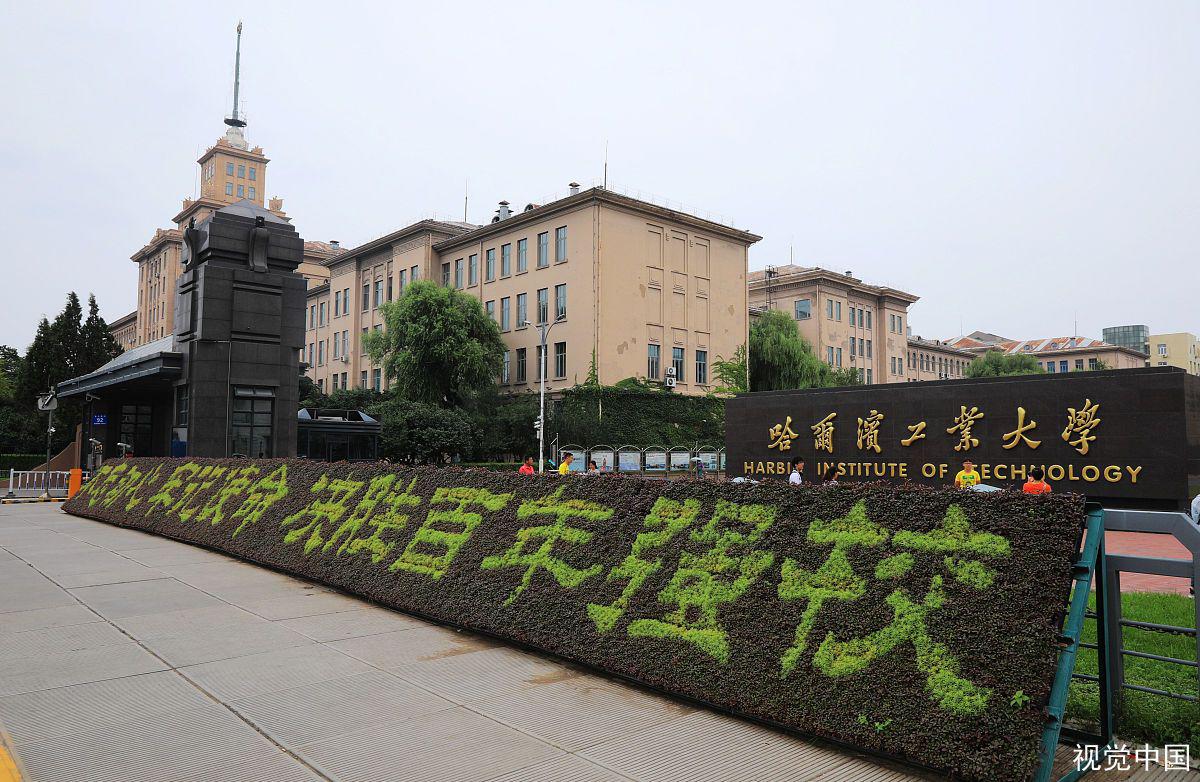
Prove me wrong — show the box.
[1,1,1196,350]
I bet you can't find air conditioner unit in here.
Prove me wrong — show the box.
[340,355,349,363]
[665,376,677,389]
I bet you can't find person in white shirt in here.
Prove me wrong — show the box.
[1191,492,1200,525]
[789,458,805,486]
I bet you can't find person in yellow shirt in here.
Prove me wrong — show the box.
[557,453,574,475]
[954,460,981,489]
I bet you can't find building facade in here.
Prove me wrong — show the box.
[906,336,973,381]
[108,310,138,352]
[948,332,1147,373]
[1148,332,1200,375]
[1102,324,1149,357]
[303,188,760,396]
[747,266,918,384]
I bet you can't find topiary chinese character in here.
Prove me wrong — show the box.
[281,474,366,555]
[323,474,423,563]
[230,465,289,537]
[390,486,511,578]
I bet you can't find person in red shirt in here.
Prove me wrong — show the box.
[518,456,535,475]
[1023,467,1051,495]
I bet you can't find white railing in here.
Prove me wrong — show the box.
[5,470,88,499]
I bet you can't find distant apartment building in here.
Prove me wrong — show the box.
[304,187,760,396]
[907,336,974,381]
[1148,332,1200,375]
[747,265,923,384]
[108,311,138,352]
[948,331,1146,373]
[1102,324,1150,357]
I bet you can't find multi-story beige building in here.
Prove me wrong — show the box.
[747,265,918,384]
[303,187,760,396]
[948,331,1146,373]
[1148,332,1200,375]
[907,336,973,381]
[108,311,138,352]
[109,27,331,350]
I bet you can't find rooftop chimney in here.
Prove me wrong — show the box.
[497,200,511,220]
[569,182,580,196]
[844,270,853,277]
[330,240,340,249]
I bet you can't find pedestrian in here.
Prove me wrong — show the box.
[692,457,705,480]
[557,453,574,475]
[1022,467,1052,495]
[518,456,534,476]
[1191,491,1200,525]
[789,458,805,486]
[954,460,981,489]
[587,460,600,475]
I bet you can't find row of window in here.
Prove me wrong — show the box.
[793,298,876,332]
[1045,358,1101,373]
[225,183,256,199]
[910,352,966,378]
[307,265,423,330]
[645,345,709,385]
[485,285,567,331]
[499,343,568,384]
[317,368,383,394]
[443,227,567,289]
[224,162,257,180]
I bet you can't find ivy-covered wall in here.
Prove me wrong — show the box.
[554,386,725,447]
[65,458,1085,782]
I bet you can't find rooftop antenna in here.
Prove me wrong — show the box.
[463,179,468,223]
[764,264,779,309]
[603,140,608,188]
[222,22,248,149]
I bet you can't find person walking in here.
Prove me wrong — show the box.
[789,458,805,486]
[1022,467,1052,495]
[518,456,535,476]
[954,460,981,489]
[586,460,600,475]
[557,453,575,475]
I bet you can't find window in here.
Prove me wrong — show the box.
[516,347,527,383]
[319,302,326,326]
[1158,343,1168,356]
[1059,360,1068,373]
[554,284,567,319]
[889,356,896,374]
[342,288,349,313]
[469,254,479,286]
[537,288,549,324]
[826,299,833,319]
[1075,359,1084,371]
[360,370,368,388]
[387,276,393,301]
[331,374,338,391]
[850,336,857,356]
[836,347,843,367]
[794,299,811,319]
[332,331,339,359]
[486,300,496,321]
[866,368,873,383]
[361,326,367,351]
[866,339,872,358]
[373,280,383,308]
[307,343,313,366]
[175,386,189,427]
[555,227,567,262]
[226,162,234,176]
[898,357,904,374]
[309,305,316,329]
[411,265,419,281]
[441,262,451,286]
[225,182,233,196]
[517,238,528,272]
[858,338,865,357]
[362,282,370,311]
[484,249,494,282]
[1088,358,1098,370]
[848,306,856,324]
[858,309,865,327]
[237,164,246,178]
[230,387,274,458]
[333,293,340,318]
[372,369,382,392]
[398,269,406,293]
[672,347,685,381]
[537,232,549,268]
[249,167,256,181]
[647,345,661,379]
[501,244,511,277]
[536,345,545,380]
[342,330,348,356]
[866,310,871,330]
[454,258,463,289]
[835,302,842,321]
[501,350,510,383]
[341,372,347,388]
[248,187,255,200]
[554,342,567,378]
[516,293,528,327]
[237,184,245,198]
[317,379,324,392]
[695,350,708,384]
[828,347,835,364]
[1046,361,1056,373]
[500,297,510,331]
[318,340,325,365]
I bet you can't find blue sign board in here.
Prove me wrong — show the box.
[92,414,108,426]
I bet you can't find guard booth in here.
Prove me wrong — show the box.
[296,409,381,462]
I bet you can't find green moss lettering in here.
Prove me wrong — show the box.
[174,466,229,522]
[390,486,510,579]
[230,465,289,537]
[144,463,203,515]
[875,552,913,580]
[80,464,118,507]
[628,500,776,663]
[281,474,366,554]
[587,497,702,634]
[480,486,611,606]
[893,505,1010,589]
[93,463,160,511]
[321,474,423,563]
[194,466,260,527]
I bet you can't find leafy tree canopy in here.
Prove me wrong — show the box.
[365,281,505,408]
[710,344,748,394]
[372,397,474,464]
[965,350,1045,378]
[749,310,862,391]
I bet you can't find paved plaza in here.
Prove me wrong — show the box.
[0,504,1179,781]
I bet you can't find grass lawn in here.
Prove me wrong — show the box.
[1067,591,1199,751]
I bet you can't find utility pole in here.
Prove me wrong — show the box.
[526,314,566,473]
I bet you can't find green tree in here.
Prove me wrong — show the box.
[467,390,538,460]
[298,375,326,408]
[372,397,474,463]
[0,345,18,401]
[749,310,861,391]
[77,294,122,372]
[965,350,1045,378]
[365,280,505,407]
[711,344,748,394]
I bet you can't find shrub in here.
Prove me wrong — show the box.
[65,458,1086,782]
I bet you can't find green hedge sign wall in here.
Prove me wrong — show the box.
[65,459,1086,781]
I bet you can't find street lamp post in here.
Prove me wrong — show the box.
[523,314,565,474]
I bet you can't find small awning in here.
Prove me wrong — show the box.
[56,335,184,398]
